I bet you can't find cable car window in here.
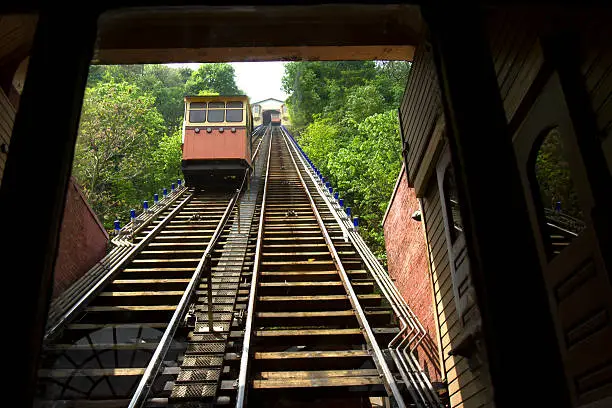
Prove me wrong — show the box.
[189,110,206,123]
[532,127,585,258]
[443,165,463,243]
[188,102,206,123]
[208,102,225,122]
[226,110,243,122]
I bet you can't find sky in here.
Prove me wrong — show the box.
[168,62,288,103]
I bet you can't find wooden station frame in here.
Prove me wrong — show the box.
[0,2,610,408]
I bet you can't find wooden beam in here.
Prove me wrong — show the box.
[95,46,415,64]
[92,4,420,63]
[255,350,370,359]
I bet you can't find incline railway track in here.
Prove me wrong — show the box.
[237,127,406,407]
[35,125,442,408]
[36,189,236,406]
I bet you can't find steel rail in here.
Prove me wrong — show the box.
[44,192,193,342]
[286,125,441,407]
[46,244,133,328]
[278,130,407,408]
[128,173,249,408]
[49,186,189,331]
[251,125,268,161]
[285,125,437,406]
[236,128,273,408]
[281,126,443,407]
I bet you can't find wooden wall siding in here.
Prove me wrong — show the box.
[486,10,612,406]
[422,181,493,408]
[486,10,544,128]
[578,21,612,174]
[0,87,14,187]
[400,42,442,186]
[485,8,612,173]
[579,16,612,142]
[581,50,612,139]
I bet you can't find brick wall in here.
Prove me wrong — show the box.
[53,177,109,298]
[383,169,442,381]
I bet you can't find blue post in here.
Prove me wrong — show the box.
[177,179,182,186]
[328,186,333,194]
[130,209,136,220]
[154,193,159,204]
[339,199,344,208]
[334,192,339,200]
[171,183,175,192]
[143,200,149,211]
[555,201,562,213]
[114,220,121,232]
[325,181,330,189]
[163,188,168,198]
[346,206,351,217]
[353,217,359,229]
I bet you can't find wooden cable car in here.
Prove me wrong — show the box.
[181,95,253,187]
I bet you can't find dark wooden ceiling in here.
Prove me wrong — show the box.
[94,4,421,63]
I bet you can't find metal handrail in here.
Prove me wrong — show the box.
[281,125,444,407]
[44,192,193,342]
[236,129,273,408]
[111,185,188,246]
[278,131,407,407]
[543,208,584,235]
[128,172,250,408]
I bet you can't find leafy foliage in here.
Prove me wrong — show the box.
[72,63,241,230]
[534,128,583,219]
[282,61,410,257]
[73,81,166,226]
[185,63,243,96]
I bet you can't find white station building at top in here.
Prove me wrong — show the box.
[251,97,290,127]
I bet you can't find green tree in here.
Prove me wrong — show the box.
[282,61,379,129]
[72,81,166,227]
[284,61,410,257]
[185,63,243,96]
[534,129,583,219]
[326,111,402,254]
[152,129,184,187]
[136,65,191,131]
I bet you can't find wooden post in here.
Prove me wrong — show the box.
[421,4,571,407]
[0,11,98,405]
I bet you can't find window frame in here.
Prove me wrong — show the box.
[188,101,207,124]
[207,101,225,123]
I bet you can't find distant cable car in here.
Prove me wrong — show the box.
[181,95,253,187]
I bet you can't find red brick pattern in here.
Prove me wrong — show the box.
[383,171,442,381]
[52,178,109,298]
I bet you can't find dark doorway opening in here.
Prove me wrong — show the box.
[262,109,279,125]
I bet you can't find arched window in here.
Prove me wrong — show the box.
[531,127,586,258]
[443,165,463,244]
